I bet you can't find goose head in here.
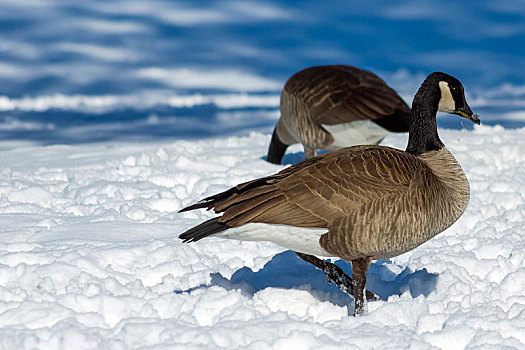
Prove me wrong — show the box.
[432,72,480,125]
[406,72,480,155]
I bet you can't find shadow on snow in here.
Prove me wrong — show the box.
[175,250,438,308]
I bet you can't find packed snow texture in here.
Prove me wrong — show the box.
[0,125,524,349]
[1,0,524,348]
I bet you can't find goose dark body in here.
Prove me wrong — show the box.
[267,65,411,164]
[180,72,480,316]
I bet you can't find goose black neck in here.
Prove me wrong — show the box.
[267,127,288,164]
[405,77,444,155]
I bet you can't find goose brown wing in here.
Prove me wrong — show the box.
[284,65,409,125]
[181,146,423,229]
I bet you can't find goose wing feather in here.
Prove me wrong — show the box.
[284,65,410,125]
[181,146,430,230]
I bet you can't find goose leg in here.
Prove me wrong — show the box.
[296,252,378,301]
[351,257,372,316]
[303,146,317,159]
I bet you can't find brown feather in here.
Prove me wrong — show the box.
[270,65,410,160]
[183,145,428,232]
[282,65,409,125]
[319,148,470,261]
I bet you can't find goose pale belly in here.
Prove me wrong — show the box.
[321,120,389,148]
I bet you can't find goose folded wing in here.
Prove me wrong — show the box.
[309,70,409,125]
[185,146,424,229]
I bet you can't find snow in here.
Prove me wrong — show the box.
[0,0,524,347]
[0,126,524,349]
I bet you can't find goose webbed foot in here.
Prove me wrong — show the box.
[295,252,378,304]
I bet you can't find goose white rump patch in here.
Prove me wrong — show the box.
[322,120,389,148]
[217,223,331,257]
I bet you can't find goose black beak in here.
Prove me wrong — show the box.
[456,108,480,125]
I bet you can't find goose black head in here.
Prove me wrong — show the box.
[406,72,481,155]
[430,72,480,125]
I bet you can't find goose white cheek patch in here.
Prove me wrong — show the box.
[438,81,456,113]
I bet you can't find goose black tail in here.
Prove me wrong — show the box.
[179,217,229,243]
[266,127,288,164]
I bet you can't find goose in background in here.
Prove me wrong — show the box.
[267,65,410,164]
[180,72,480,316]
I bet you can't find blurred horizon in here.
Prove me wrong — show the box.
[0,0,524,146]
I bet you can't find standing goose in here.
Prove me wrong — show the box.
[180,72,480,316]
[267,65,411,164]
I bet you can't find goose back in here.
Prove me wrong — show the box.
[282,65,409,127]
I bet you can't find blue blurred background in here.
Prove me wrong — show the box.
[0,0,523,146]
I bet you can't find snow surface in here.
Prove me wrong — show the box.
[1,0,525,348]
[0,125,524,349]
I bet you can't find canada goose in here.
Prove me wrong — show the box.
[179,72,480,316]
[267,65,411,164]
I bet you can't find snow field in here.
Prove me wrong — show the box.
[0,126,524,349]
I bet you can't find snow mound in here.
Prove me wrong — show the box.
[0,126,524,349]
